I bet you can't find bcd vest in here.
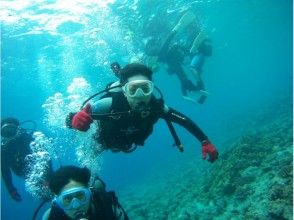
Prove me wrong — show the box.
[94,92,163,152]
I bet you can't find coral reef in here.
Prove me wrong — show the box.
[120,99,293,219]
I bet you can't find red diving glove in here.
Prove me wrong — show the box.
[201,140,218,163]
[9,188,22,202]
[72,104,93,131]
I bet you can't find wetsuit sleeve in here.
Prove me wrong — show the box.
[1,152,15,192]
[161,105,209,143]
[91,97,113,114]
[41,208,51,220]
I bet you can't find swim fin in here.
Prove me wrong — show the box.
[182,96,199,105]
[172,11,196,33]
[182,90,209,105]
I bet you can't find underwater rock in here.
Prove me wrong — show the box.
[120,99,292,219]
[235,175,256,186]
[222,184,236,195]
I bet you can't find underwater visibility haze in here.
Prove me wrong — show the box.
[1,0,293,219]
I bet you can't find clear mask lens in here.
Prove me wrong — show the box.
[56,187,91,211]
[123,80,154,98]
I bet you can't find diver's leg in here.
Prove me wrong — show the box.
[196,78,208,104]
[176,69,197,95]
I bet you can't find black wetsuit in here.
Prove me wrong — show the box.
[93,92,208,152]
[1,131,33,193]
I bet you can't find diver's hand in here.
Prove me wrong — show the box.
[71,104,93,131]
[201,140,218,163]
[9,189,22,202]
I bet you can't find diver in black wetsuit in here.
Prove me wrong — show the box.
[144,11,200,97]
[66,63,218,162]
[42,166,128,220]
[1,117,32,201]
[1,117,52,201]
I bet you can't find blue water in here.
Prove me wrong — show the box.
[1,0,292,219]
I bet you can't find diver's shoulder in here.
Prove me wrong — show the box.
[42,208,51,220]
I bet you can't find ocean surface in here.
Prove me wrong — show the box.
[1,0,292,219]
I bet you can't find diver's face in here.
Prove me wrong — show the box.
[57,180,91,220]
[1,123,19,138]
[123,75,153,109]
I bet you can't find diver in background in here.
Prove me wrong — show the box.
[42,166,129,220]
[1,117,52,201]
[144,11,213,104]
[144,11,200,97]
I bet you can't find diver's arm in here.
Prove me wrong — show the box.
[161,105,218,162]
[91,97,112,114]
[42,208,51,220]
[1,157,15,193]
[67,97,113,131]
[161,106,208,143]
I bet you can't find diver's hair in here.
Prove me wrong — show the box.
[49,166,91,195]
[1,117,20,128]
[120,63,152,84]
[110,62,121,69]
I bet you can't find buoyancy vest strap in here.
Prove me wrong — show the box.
[91,110,132,120]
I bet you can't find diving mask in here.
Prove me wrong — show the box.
[1,123,19,138]
[55,187,91,211]
[123,80,154,98]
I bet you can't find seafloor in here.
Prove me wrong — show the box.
[120,97,293,220]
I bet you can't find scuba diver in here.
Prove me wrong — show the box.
[144,11,212,104]
[1,117,52,202]
[42,166,129,220]
[66,63,218,162]
[144,11,200,97]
